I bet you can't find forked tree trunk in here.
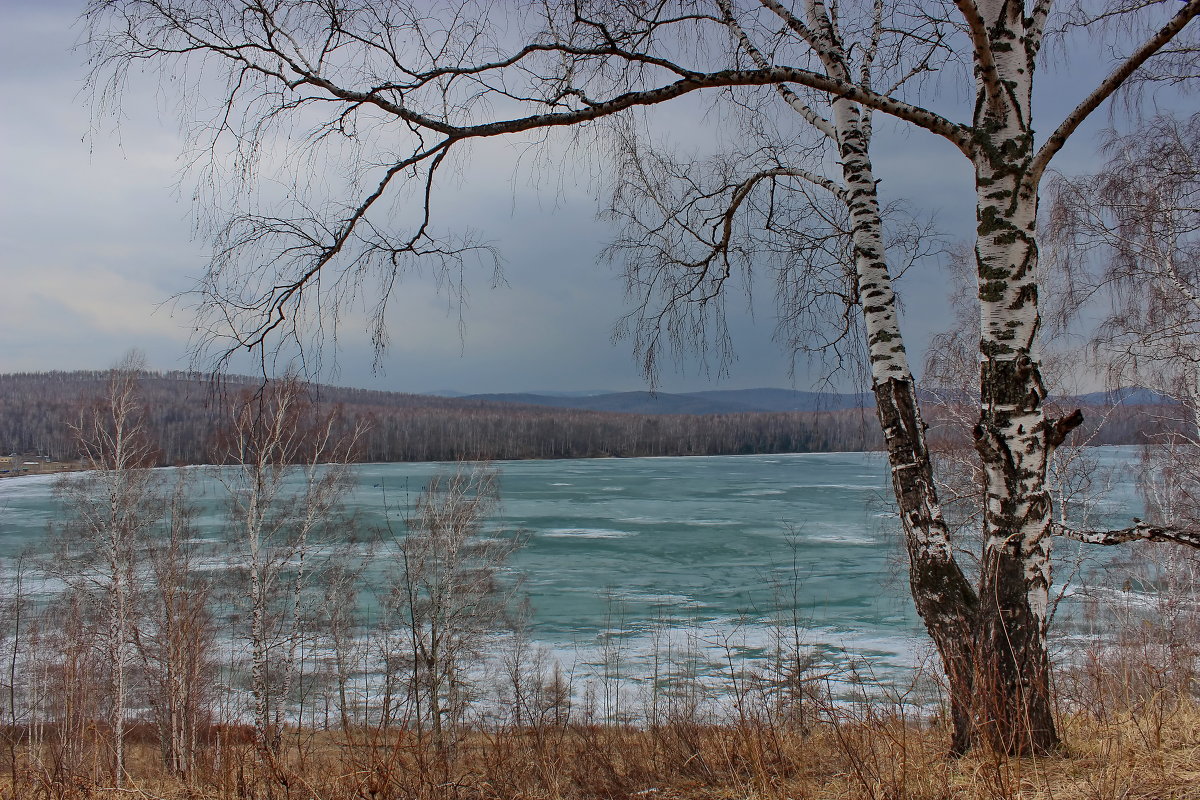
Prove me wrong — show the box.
[742,0,1162,755]
[834,27,1061,749]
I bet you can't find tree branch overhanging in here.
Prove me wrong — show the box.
[304,64,972,153]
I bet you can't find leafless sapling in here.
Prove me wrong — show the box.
[53,351,161,787]
[385,465,525,755]
[213,375,361,761]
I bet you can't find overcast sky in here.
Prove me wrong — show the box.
[1,0,1184,394]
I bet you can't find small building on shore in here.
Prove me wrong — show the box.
[0,453,78,477]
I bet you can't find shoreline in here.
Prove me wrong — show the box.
[2,442,1152,480]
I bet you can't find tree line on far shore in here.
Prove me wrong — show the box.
[0,370,1176,466]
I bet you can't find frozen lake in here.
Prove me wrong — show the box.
[0,447,1147,695]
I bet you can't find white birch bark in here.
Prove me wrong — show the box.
[965,0,1063,753]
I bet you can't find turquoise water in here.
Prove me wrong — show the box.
[0,448,1145,689]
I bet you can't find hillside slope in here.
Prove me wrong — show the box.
[462,387,874,414]
[0,371,883,464]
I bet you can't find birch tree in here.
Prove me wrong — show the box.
[54,351,160,787]
[215,376,359,760]
[84,0,1200,754]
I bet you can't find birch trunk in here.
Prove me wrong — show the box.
[250,557,274,756]
[836,114,980,753]
[107,556,127,787]
[237,457,283,758]
[106,461,133,788]
[968,0,1059,755]
[808,0,983,736]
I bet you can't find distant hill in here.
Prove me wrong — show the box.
[1070,387,1175,407]
[461,387,874,415]
[459,386,1175,415]
[0,371,1178,467]
[683,387,874,412]
[426,386,1178,415]
[0,371,884,465]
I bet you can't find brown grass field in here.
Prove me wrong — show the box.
[4,692,1199,800]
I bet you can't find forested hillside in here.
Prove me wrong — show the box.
[0,371,885,463]
[456,387,876,414]
[0,371,1173,466]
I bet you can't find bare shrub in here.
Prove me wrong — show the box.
[384,466,526,755]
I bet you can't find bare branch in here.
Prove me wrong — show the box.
[953,0,1004,111]
[718,0,837,138]
[1052,520,1200,548]
[1031,0,1200,181]
[757,0,821,46]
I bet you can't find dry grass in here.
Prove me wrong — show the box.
[5,699,1200,800]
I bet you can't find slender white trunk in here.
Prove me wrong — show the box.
[832,102,980,752]
[108,555,127,788]
[245,480,275,756]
